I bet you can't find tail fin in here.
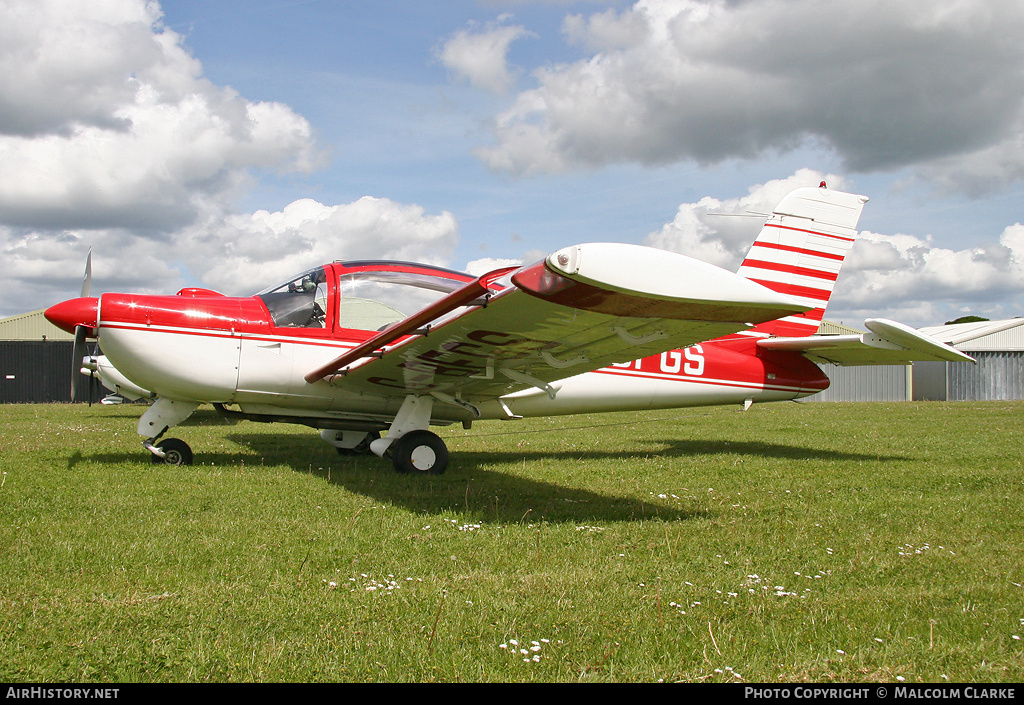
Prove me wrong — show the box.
[737,184,868,337]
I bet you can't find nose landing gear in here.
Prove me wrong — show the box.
[146,437,194,466]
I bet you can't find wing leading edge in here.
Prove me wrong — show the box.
[306,243,810,401]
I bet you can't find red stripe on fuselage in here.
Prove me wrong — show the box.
[594,366,819,394]
[789,308,826,321]
[750,319,821,337]
[597,339,829,392]
[99,322,369,351]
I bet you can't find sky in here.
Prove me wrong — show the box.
[3,0,1024,328]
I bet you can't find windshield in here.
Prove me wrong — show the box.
[337,270,471,330]
[256,267,328,328]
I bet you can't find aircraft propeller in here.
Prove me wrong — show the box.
[68,248,100,404]
[81,247,92,298]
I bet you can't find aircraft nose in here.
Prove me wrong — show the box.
[44,297,99,334]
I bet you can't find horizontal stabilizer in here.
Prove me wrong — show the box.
[757,317,975,366]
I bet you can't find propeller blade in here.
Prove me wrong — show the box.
[81,248,92,298]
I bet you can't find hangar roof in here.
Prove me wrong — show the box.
[820,318,1024,352]
[818,320,864,335]
[919,318,1024,352]
[0,309,75,341]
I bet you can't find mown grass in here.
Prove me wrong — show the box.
[0,401,1022,682]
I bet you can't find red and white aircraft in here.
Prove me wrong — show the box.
[45,185,974,474]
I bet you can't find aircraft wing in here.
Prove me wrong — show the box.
[757,318,975,365]
[305,243,810,401]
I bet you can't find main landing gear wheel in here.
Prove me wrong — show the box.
[149,438,194,466]
[390,431,448,475]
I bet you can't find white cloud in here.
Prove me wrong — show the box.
[0,0,323,232]
[644,169,847,268]
[180,197,459,296]
[464,256,522,275]
[0,225,189,316]
[644,169,1024,326]
[0,0,347,317]
[0,195,460,317]
[830,225,1024,325]
[438,17,535,95]
[476,0,1024,192]
[0,0,166,137]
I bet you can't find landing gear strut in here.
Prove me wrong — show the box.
[369,395,450,475]
[139,398,199,466]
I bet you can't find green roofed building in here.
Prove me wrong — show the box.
[0,309,75,403]
[806,318,1024,402]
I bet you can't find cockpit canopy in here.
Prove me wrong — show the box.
[256,261,477,331]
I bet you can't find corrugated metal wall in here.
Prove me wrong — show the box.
[805,363,911,402]
[947,351,1024,401]
[0,341,74,403]
[815,353,1024,402]
[911,361,947,400]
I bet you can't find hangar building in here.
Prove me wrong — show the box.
[0,309,75,403]
[806,320,912,402]
[913,318,1024,401]
[807,318,1024,403]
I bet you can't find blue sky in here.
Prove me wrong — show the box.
[158,0,706,262]
[3,0,1024,328]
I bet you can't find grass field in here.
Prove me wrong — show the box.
[0,400,1022,683]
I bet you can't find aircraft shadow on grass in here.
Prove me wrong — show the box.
[209,431,907,525]
[71,409,906,524]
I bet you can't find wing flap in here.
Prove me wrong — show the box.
[758,318,975,365]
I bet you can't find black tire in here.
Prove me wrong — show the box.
[390,431,448,475]
[149,438,193,466]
